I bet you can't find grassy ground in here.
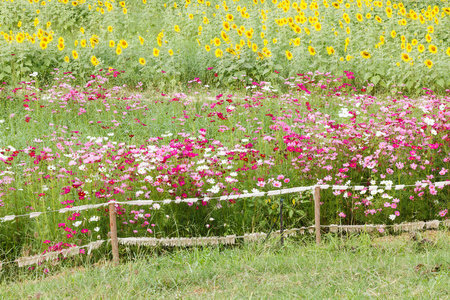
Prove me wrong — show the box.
[2,231,450,299]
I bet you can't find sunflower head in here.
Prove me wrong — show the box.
[360,50,371,59]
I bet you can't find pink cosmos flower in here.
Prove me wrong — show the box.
[272,181,282,188]
[439,168,448,176]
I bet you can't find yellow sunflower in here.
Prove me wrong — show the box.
[401,53,411,62]
[90,56,99,66]
[119,39,128,48]
[428,44,437,54]
[215,48,223,57]
[360,50,371,59]
[285,50,293,60]
[418,44,425,53]
[327,46,335,55]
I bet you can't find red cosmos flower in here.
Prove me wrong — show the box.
[214,73,218,77]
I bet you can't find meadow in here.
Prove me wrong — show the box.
[0,0,450,284]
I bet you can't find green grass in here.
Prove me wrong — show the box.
[2,231,450,299]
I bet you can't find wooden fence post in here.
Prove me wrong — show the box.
[314,186,321,244]
[109,202,120,265]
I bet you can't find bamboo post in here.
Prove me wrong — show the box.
[109,202,119,265]
[314,186,321,244]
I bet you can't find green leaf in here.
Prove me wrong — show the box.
[371,75,380,86]
[288,210,294,218]
[436,79,445,88]
[3,65,11,74]
[406,80,413,90]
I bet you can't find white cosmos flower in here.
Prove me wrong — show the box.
[423,117,435,126]
[89,216,100,222]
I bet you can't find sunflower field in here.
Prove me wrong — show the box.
[0,0,449,91]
